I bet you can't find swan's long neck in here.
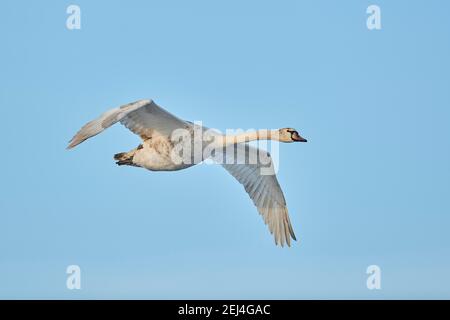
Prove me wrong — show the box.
[217,129,280,147]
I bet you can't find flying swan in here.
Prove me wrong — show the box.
[67,99,307,247]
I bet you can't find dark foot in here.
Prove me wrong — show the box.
[114,152,127,160]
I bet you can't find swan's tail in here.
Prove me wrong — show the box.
[114,152,135,166]
[114,144,144,167]
[114,152,128,161]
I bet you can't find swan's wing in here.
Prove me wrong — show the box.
[221,144,297,247]
[67,99,188,149]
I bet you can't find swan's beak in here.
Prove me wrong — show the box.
[292,132,307,142]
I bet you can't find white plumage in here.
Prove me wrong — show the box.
[68,99,307,247]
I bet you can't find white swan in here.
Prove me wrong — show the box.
[67,99,307,247]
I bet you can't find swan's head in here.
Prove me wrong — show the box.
[278,128,307,143]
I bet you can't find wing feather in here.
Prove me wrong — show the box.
[221,144,297,247]
[67,99,187,149]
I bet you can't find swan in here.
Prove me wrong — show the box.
[67,99,307,247]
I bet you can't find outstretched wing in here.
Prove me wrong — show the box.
[221,144,297,247]
[67,99,188,149]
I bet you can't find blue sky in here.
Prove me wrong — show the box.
[1,0,449,299]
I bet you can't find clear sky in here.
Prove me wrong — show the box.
[1,0,449,299]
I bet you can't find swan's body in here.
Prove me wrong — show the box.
[68,99,307,247]
[124,132,192,171]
